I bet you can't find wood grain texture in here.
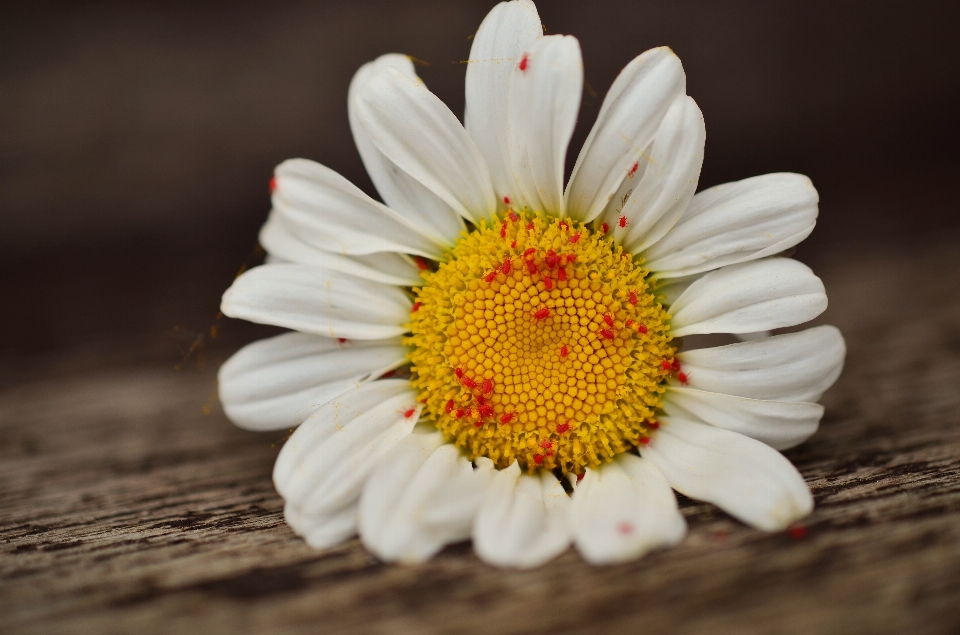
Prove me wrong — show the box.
[2,234,960,635]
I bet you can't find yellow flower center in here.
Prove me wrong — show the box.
[406,211,675,474]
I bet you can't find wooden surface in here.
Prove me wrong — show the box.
[3,233,960,635]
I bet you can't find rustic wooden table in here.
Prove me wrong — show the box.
[3,232,959,635]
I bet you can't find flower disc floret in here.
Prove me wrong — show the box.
[407,211,675,473]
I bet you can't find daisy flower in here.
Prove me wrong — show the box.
[218,0,845,567]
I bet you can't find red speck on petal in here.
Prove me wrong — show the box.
[601,222,609,234]
[672,359,681,372]
[403,408,416,418]
[678,372,689,385]
[338,338,348,344]
[534,308,550,320]
[534,454,543,464]
[415,257,429,271]
[445,400,455,414]
[617,522,634,535]
[503,196,511,204]
[269,177,277,192]
[648,420,660,430]
[576,472,585,482]
[788,525,808,540]
[518,54,529,71]
[638,437,651,446]
[619,215,628,228]
[627,162,639,178]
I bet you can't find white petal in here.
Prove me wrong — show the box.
[644,173,819,278]
[221,263,411,340]
[669,258,827,337]
[653,271,703,308]
[356,66,497,224]
[598,95,705,251]
[359,437,496,563]
[677,325,846,402]
[505,34,582,215]
[218,332,408,431]
[565,47,686,223]
[259,212,423,286]
[473,463,572,568]
[272,159,443,259]
[348,54,465,246]
[643,417,813,531]
[283,501,357,550]
[571,454,685,564]
[273,379,420,519]
[664,387,823,450]
[465,0,543,203]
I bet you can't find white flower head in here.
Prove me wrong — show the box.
[219,0,845,568]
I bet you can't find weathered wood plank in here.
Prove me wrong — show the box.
[2,234,959,635]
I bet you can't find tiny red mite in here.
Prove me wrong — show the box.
[404,408,416,418]
[661,360,672,370]
[462,377,477,389]
[569,233,581,243]
[482,379,493,394]
[455,367,464,379]
[501,258,512,275]
[534,454,543,464]
[601,222,609,234]
[544,277,553,290]
[518,54,529,71]
[560,345,569,358]
[500,413,515,424]
[637,323,648,334]
[619,215,628,228]
[534,308,550,320]
[603,314,614,327]
[503,196,511,204]
[445,400,454,414]
[411,302,420,313]
[629,291,638,305]
[599,328,615,340]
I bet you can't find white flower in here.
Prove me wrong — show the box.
[218,0,845,568]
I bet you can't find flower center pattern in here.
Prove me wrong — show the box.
[407,211,675,473]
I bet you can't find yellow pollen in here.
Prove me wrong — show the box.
[406,211,675,473]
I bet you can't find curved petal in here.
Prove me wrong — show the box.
[598,95,705,252]
[473,463,572,568]
[273,379,420,519]
[272,159,443,259]
[677,325,846,402]
[283,501,357,550]
[356,66,497,224]
[571,454,686,564]
[644,173,819,278]
[505,34,583,215]
[218,332,408,431]
[663,387,823,450]
[348,54,465,246]
[565,47,686,223]
[259,212,424,286]
[465,0,543,204]
[359,435,496,563]
[220,263,412,340]
[642,417,813,531]
[668,258,827,337]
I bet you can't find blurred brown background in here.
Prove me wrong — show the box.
[2,0,958,374]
